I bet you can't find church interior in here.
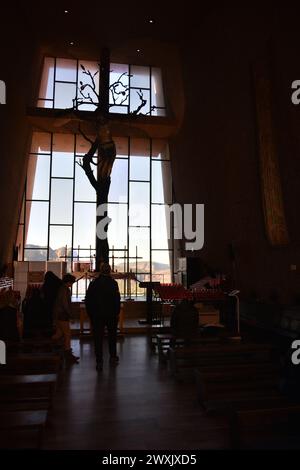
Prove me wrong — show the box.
[1,4,300,452]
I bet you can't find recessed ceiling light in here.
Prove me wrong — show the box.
[149,19,154,24]
[136,49,141,53]
[69,41,74,46]
[64,10,69,13]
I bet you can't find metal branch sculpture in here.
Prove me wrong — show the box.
[76,115,116,269]
[67,63,152,269]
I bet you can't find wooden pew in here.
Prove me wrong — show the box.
[0,354,62,375]
[229,402,300,449]
[194,364,280,411]
[0,410,48,449]
[169,342,273,380]
[0,373,58,413]
[7,338,64,355]
[156,333,222,364]
[0,373,57,399]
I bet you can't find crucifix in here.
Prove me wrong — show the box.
[57,48,153,272]
[76,48,115,271]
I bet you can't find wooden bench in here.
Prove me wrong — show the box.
[194,364,280,411]
[0,354,62,375]
[7,338,64,355]
[0,373,58,408]
[0,410,48,449]
[156,333,223,363]
[0,373,57,395]
[229,401,300,449]
[169,343,273,380]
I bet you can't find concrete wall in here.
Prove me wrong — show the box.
[170,7,300,302]
[1,6,300,303]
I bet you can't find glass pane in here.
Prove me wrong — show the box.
[131,138,150,157]
[76,134,98,156]
[26,154,50,200]
[110,63,129,106]
[107,204,128,252]
[52,134,74,177]
[25,201,49,248]
[151,68,165,108]
[78,60,100,109]
[151,205,171,249]
[37,99,53,109]
[53,133,74,151]
[24,249,48,261]
[151,107,166,117]
[109,105,128,114]
[56,58,77,82]
[152,250,172,283]
[152,161,172,204]
[130,88,150,115]
[49,226,72,255]
[130,156,150,181]
[74,203,96,248]
[130,65,150,89]
[152,140,169,159]
[50,179,73,224]
[52,153,74,178]
[54,82,77,109]
[75,157,96,202]
[109,159,128,203]
[30,132,51,154]
[39,57,54,101]
[115,137,128,157]
[129,182,150,226]
[129,227,150,267]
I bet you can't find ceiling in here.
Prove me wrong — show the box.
[2,2,207,48]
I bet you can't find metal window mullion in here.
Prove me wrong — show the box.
[22,181,27,260]
[52,58,57,109]
[171,176,175,282]
[51,176,74,180]
[55,80,77,84]
[150,66,152,116]
[71,134,76,272]
[150,138,152,283]
[128,64,131,113]
[47,133,53,260]
[127,137,130,281]
[75,59,79,110]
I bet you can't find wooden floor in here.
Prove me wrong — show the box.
[43,335,229,450]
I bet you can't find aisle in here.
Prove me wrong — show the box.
[44,336,228,450]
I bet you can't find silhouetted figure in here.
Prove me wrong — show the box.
[22,287,46,338]
[41,271,62,335]
[170,299,199,345]
[85,263,120,371]
[52,274,79,364]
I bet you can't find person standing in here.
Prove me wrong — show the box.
[52,274,79,364]
[85,263,120,371]
[41,271,62,336]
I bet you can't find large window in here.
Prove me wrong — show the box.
[38,57,166,116]
[18,55,172,296]
[17,133,173,295]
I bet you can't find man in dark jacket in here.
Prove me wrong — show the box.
[85,263,120,371]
